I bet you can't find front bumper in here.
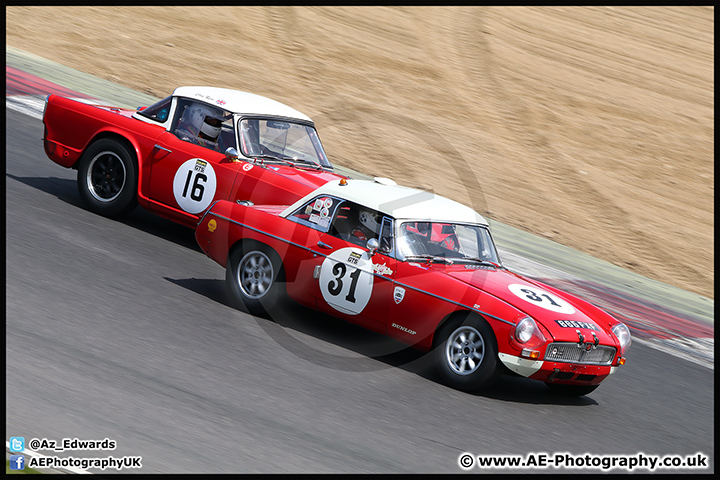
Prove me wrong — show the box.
[499,352,617,386]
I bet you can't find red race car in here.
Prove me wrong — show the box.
[42,86,343,227]
[196,178,632,396]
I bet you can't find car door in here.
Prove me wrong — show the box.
[307,201,396,335]
[147,130,244,223]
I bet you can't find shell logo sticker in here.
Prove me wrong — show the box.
[508,284,576,314]
[208,219,217,232]
[173,158,217,214]
[319,247,374,315]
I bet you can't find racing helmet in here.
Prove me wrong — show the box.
[180,102,224,142]
[358,209,382,235]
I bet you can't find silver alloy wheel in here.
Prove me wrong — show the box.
[237,250,274,300]
[86,151,127,203]
[445,325,485,375]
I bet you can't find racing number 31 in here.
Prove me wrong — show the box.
[327,262,361,303]
[319,248,374,316]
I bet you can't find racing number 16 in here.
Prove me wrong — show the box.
[182,171,207,202]
[327,262,361,303]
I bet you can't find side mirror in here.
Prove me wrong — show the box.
[366,238,379,257]
[225,147,240,161]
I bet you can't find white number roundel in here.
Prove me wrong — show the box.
[319,247,374,315]
[173,158,217,214]
[508,283,576,314]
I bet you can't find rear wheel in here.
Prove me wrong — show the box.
[433,313,500,392]
[226,243,285,317]
[77,138,138,217]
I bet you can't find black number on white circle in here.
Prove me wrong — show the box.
[521,288,561,307]
[327,262,362,303]
[182,171,207,202]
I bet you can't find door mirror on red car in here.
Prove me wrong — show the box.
[366,237,379,257]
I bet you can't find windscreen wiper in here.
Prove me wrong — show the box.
[460,256,503,268]
[295,158,324,170]
[405,254,454,264]
[252,154,296,168]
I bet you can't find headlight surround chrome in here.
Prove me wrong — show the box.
[516,317,535,343]
[515,317,544,344]
[612,322,632,355]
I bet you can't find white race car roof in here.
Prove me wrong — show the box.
[281,178,489,226]
[172,86,313,123]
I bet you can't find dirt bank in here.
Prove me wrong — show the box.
[6,6,714,298]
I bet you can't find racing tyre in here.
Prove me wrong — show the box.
[77,138,138,217]
[433,313,500,392]
[545,383,599,397]
[226,243,285,317]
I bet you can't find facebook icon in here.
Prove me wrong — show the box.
[10,454,25,470]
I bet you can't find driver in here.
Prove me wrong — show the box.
[176,102,226,150]
[349,209,381,244]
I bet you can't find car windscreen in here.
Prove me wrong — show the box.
[397,222,500,264]
[238,118,331,167]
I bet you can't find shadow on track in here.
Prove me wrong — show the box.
[6,173,200,252]
[165,275,598,407]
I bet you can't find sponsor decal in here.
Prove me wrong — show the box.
[347,251,362,265]
[208,219,217,233]
[308,197,333,228]
[372,262,393,275]
[391,322,416,335]
[242,163,254,171]
[194,159,207,172]
[309,214,330,228]
[393,286,405,304]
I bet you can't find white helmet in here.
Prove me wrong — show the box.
[358,210,382,235]
[180,102,223,142]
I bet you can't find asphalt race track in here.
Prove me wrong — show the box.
[5,68,714,472]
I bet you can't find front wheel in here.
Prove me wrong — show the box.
[77,138,138,217]
[433,314,500,392]
[226,243,285,317]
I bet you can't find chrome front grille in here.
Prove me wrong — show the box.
[544,343,616,365]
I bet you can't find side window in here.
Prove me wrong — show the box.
[287,196,341,232]
[328,201,384,248]
[171,99,233,153]
[379,217,394,255]
[136,96,172,123]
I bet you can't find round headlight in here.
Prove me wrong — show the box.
[515,317,536,344]
[612,323,632,354]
